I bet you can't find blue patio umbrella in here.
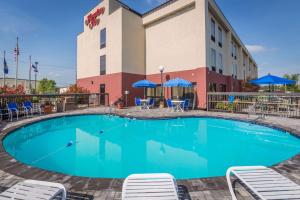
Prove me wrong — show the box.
[132,80,157,88]
[250,74,296,85]
[163,78,192,87]
[250,74,296,92]
[132,80,157,98]
[164,78,192,100]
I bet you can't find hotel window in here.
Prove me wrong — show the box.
[100,28,106,49]
[232,63,238,78]
[210,48,216,72]
[100,55,106,75]
[231,43,234,57]
[219,84,226,92]
[209,83,217,92]
[211,19,215,42]
[218,53,223,74]
[231,43,237,59]
[218,27,222,47]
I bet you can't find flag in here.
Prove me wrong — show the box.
[3,57,8,74]
[14,38,20,62]
[32,64,38,73]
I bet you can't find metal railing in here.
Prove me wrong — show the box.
[207,92,300,118]
[0,93,109,120]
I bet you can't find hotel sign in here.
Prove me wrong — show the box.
[85,7,105,30]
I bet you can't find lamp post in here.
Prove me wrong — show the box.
[159,65,165,108]
[124,90,129,108]
[159,65,164,100]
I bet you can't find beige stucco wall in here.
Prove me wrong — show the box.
[77,0,124,79]
[122,9,145,75]
[77,0,258,80]
[144,0,206,75]
[77,0,145,79]
[206,0,258,80]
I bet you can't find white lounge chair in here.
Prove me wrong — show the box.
[0,180,66,200]
[226,166,300,200]
[122,173,179,200]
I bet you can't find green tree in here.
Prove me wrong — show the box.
[281,74,300,92]
[37,78,57,94]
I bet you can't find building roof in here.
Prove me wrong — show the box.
[117,0,177,17]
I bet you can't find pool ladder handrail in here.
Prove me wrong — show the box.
[108,104,117,116]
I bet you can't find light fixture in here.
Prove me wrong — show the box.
[159,65,165,73]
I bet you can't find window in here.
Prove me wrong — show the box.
[171,83,196,100]
[100,28,106,49]
[218,27,222,47]
[211,18,215,42]
[209,83,217,92]
[234,45,237,60]
[100,55,106,75]
[218,53,223,74]
[210,48,216,71]
[219,84,226,92]
[231,43,237,59]
[232,63,238,78]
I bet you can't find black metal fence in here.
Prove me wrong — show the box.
[207,92,300,118]
[0,93,109,120]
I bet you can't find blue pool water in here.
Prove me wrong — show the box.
[3,115,300,179]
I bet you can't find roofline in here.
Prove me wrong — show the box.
[209,0,257,66]
[142,0,177,16]
[115,0,142,16]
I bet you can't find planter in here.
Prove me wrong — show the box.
[117,103,123,109]
[159,100,164,108]
[44,105,54,114]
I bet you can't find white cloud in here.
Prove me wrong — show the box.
[245,45,278,54]
[245,45,266,53]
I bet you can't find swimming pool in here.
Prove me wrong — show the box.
[3,115,300,179]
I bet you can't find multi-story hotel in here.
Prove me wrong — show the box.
[77,0,258,108]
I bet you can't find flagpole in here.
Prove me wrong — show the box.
[29,55,32,93]
[15,37,19,88]
[3,51,5,86]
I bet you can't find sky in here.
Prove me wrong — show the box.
[0,0,299,87]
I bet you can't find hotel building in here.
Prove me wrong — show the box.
[77,0,258,108]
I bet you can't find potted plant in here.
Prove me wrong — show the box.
[42,101,54,114]
[115,98,124,109]
[159,99,164,108]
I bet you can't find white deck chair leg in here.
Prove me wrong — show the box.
[226,167,238,200]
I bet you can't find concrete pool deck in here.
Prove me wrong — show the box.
[0,107,299,200]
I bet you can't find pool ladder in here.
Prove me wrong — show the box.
[108,104,117,116]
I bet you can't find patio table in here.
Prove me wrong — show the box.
[171,100,185,112]
[140,99,150,109]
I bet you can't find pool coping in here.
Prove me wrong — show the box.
[1,110,300,193]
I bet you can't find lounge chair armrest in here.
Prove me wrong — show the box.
[23,180,66,200]
[226,166,266,200]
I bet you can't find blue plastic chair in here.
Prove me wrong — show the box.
[229,95,235,103]
[166,99,175,111]
[7,102,19,121]
[181,99,190,111]
[23,101,33,117]
[147,98,155,108]
[135,98,141,106]
[135,97,142,110]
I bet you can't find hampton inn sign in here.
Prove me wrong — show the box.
[85,7,105,29]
